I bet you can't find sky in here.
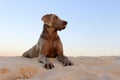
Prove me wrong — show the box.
[0,0,120,56]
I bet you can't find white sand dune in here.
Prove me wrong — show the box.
[0,56,120,80]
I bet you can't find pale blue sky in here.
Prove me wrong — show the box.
[0,0,120,56]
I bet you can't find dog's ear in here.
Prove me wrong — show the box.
[41,14,52,26]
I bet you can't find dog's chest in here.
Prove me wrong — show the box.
[46,40,58,58]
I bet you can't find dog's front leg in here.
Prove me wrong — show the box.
[58,54,73,66]
[56,39,73,66]
[38,54,54,69]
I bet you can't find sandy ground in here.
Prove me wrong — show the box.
[0,56,120,80]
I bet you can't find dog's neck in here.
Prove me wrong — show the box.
[41,24,59,41]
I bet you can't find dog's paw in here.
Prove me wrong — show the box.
[63,60,73,66]
[44,63,54,69]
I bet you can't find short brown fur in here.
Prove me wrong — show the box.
[22,14,73,69]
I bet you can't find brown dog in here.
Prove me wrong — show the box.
[22,14,73,69]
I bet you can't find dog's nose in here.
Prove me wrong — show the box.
[63,21,67,25]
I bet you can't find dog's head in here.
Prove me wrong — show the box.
[41,14,67,31]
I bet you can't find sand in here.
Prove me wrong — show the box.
[0,56,120,80]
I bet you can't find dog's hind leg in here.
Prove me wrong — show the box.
[22,45,39,58]
[22,50,31,58]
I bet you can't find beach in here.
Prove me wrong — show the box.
[0,56,120,80]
